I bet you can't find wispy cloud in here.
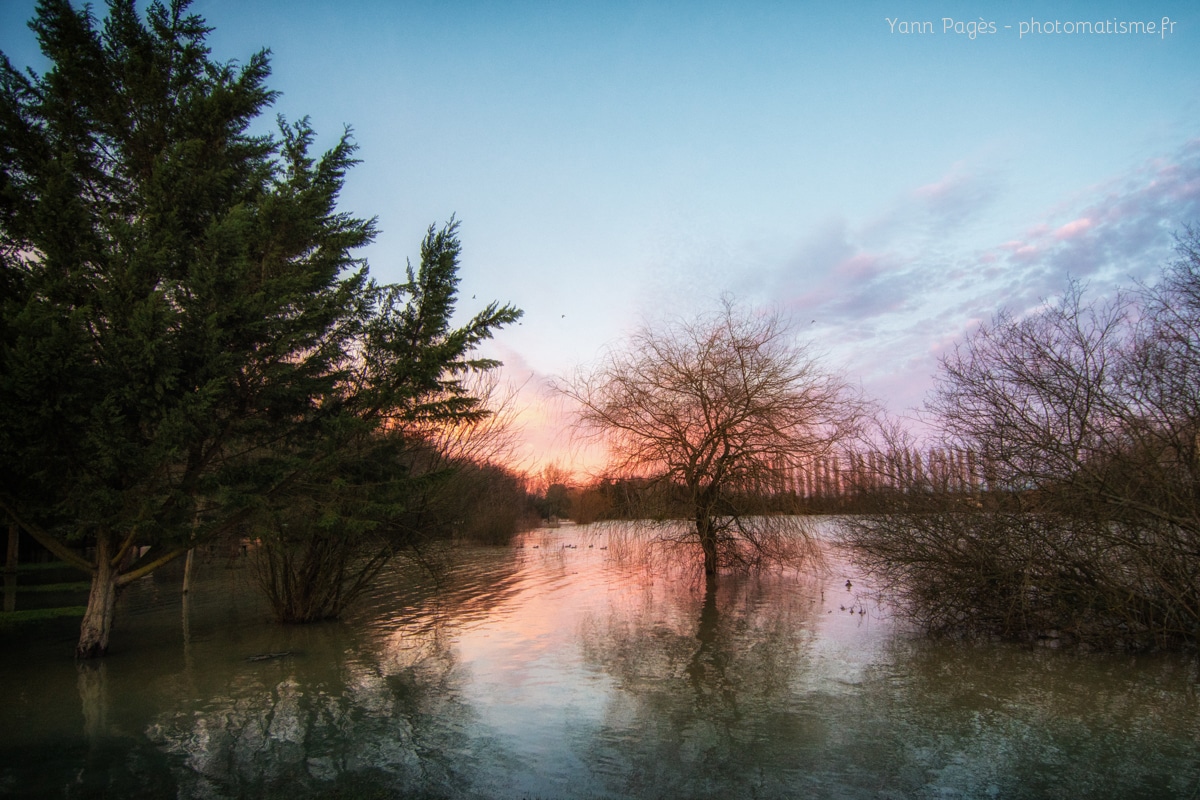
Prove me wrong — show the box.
[974,140,1200,305]
[505,142,1200,470]
[767,140,1200,415]
[862,164,1003,246]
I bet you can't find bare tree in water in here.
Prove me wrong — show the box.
[561,298,863,578]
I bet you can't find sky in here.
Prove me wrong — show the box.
[2,1,1198,477]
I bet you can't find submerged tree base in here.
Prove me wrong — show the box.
[253,533,392,624]
[598,515,825,582]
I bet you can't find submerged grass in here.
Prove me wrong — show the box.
[0,605,86,633]
[14,582,91,593]
[11,561,78,573]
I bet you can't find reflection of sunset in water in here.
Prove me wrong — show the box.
[1,520,1196,798]
[368,522,889,798]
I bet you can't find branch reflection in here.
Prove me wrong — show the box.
[576,564,827,798]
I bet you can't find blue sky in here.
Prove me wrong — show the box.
[3,1,1198,471]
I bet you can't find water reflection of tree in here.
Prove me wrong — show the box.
[0,661,179,798]
[576,570,829,799]
[576,565,1200,799]
[13,543,594,796]
[79,551,532,799]
[142,622,480,798]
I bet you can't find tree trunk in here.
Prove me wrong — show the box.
[701,539,718,576]
[77,534,120,659]
[5,522,17,572]
[3,522,15,612]
[696,514,718,577]
[182,547,195,595]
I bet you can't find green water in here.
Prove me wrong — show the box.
[1,522,1197,799]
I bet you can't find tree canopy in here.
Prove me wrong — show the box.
[0,0,519,655]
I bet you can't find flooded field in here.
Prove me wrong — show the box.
[2,521,1198,799]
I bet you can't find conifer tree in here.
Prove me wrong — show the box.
[0,0,519,656]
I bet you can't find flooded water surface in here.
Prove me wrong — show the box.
[2,522,1198,798]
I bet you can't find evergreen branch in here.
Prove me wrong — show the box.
[0,495,94,573]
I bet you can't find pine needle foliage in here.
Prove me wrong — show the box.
[0,0,520,651]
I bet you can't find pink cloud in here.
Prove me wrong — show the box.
[763,140,1200,425]
[1054,217,1092,239]
[487,344,611,480]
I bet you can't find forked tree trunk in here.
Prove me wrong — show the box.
[77,534,120,659]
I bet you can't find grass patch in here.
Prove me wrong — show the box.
[12,561,87,574]
[16,582,91,593]
[0,606,86,633]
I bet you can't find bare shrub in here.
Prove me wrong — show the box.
[844,231,1200,649]
[394,370,537,545]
